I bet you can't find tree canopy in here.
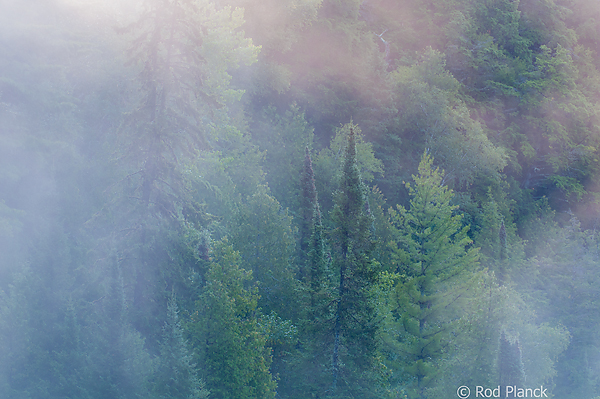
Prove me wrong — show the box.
[1,0,599,398]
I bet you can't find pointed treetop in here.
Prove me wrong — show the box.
[302,146,317,200]
[499,220,506,245]
[346,126,357,161]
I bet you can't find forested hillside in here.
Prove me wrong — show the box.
[1,0,600,398]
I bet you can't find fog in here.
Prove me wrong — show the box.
[1,0,600,398]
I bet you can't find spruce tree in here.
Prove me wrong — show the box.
[330,126,380,396]
[307,203,329,310]
[112,0,259,338]
[299,146,330,310]
[300,177,335,397]
[299,146,319,280]
[391,152,479,399]
[153,293,209,399]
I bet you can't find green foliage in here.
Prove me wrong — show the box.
[299,146,319,269]
[498,332,525,387]
[379,48,506,203]
[115,0,259,211]
[525,216,600,398]
[3,0,600,397]
[253,104,315,211]
[190,240,276,399]
[291,176,337,398]
[227,0,322,96]
[329,126,383,396]
[368,186,398,274]
[314,122,384,212]
[469,186,525,283]
[389,153,479,398]
[153,293,209,399]
[229,185,298,319]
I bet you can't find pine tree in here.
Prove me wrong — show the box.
[154,293,208,399]
[330,126,380,396]
[391,152,479,399]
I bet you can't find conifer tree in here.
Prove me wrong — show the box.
[113,0,259,331]
[117,0,259,210]
[301,176,335,395]
[307,203,329,310]
[85,259,154,399]
[153,293,209,399]
[498,332,525,388]
[330,126,380,395]
[498,220,507,284]
[190,240,276,399]
[299,146,319,279]
[391,152,479,399]
[299,146,331,311]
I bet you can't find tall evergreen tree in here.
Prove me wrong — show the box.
[330,126,380,396]
[110,0,259,339]
[299,146,319,279]
[289,151,335,398]
[229,185,298,319]
[153,293,208,399]
[300,147,331,323]
[116,0,259,211]
[307,203,329,310]
[390,152,479,399]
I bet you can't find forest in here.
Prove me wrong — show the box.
[1,0,600,398]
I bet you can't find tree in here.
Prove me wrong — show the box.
[286,149,335,398]
[93,259,155,399]
[390,152,479,399]
[153,293,208,399]
[527,215,600,398]
[229,185,298,319]
[313,122,384,213]
[252,105,315,212]
[378,48,506,204]
[190,240,276,399]
[330,125,381,396]
[109,0,260,337]
[116,0,260,211]
[498,332,525,388]
[299,146,332,322]
[299,146,319,278]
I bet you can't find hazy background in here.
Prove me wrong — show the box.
[1,0,600,398]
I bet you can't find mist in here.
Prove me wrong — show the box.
[1,0,600,398]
